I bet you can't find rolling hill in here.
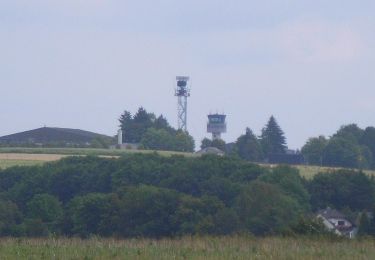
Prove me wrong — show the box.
[0,127,112,146]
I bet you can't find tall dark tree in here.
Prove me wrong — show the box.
[119,111,132,128]
[118,108,156,143]
[260,116,287,156]
[132,107,154,143]
[235,128,263,162]
[119,110,135,143]
[154,115,174,133]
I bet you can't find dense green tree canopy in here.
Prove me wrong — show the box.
[302,124,375,169]
[235,181,301,235]
[26,194,62,223]
[200,138,226,152]
[235,128,263,162]
[308,170,375,211]
[334,124,364,143]
[259,165,310,212]
[119,107,195,152]
[301,136,328,165]
[323,137,361,168]
[0,154,374,238]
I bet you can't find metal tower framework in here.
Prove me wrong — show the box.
[175,76,190,132]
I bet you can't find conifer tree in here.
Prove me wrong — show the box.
[260,116,287,156]
[119,110,134,143]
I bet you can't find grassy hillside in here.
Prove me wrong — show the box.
[0,127,112,145]
[0,236,374,260]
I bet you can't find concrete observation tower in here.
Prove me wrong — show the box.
[175,76,190,132]
[207,114,227,140]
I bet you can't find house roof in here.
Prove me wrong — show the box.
[317,208,346,219]
[195,147,225,156]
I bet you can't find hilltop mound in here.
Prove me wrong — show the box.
[0,127,111,146]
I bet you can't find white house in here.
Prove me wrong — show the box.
[317,207,357,238]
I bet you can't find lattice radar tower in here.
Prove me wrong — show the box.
[175,76,190,131]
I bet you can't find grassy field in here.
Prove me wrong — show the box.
[0,148,194,170]
[0,236,374,260]
[295,165,375,179]
[0,159,44,169]
[0,147,193,157]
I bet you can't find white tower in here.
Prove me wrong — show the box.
[207,114,227,140]
[117,129,123,145]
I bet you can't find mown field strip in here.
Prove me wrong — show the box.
[0,159,45,169]
[295,165,375,179]
[0,153,121,169]
[0,153,68,161]
[0,147,194,157]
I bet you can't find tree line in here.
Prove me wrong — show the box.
[203,115,289,162]
[201,116,375,170]
[302,124,375,169]
[0,154,374,238]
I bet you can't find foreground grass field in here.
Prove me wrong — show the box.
[0,236,374,260]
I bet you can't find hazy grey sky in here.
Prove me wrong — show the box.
[1,1,375,149]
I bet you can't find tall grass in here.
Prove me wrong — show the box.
[0,236,374,260]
